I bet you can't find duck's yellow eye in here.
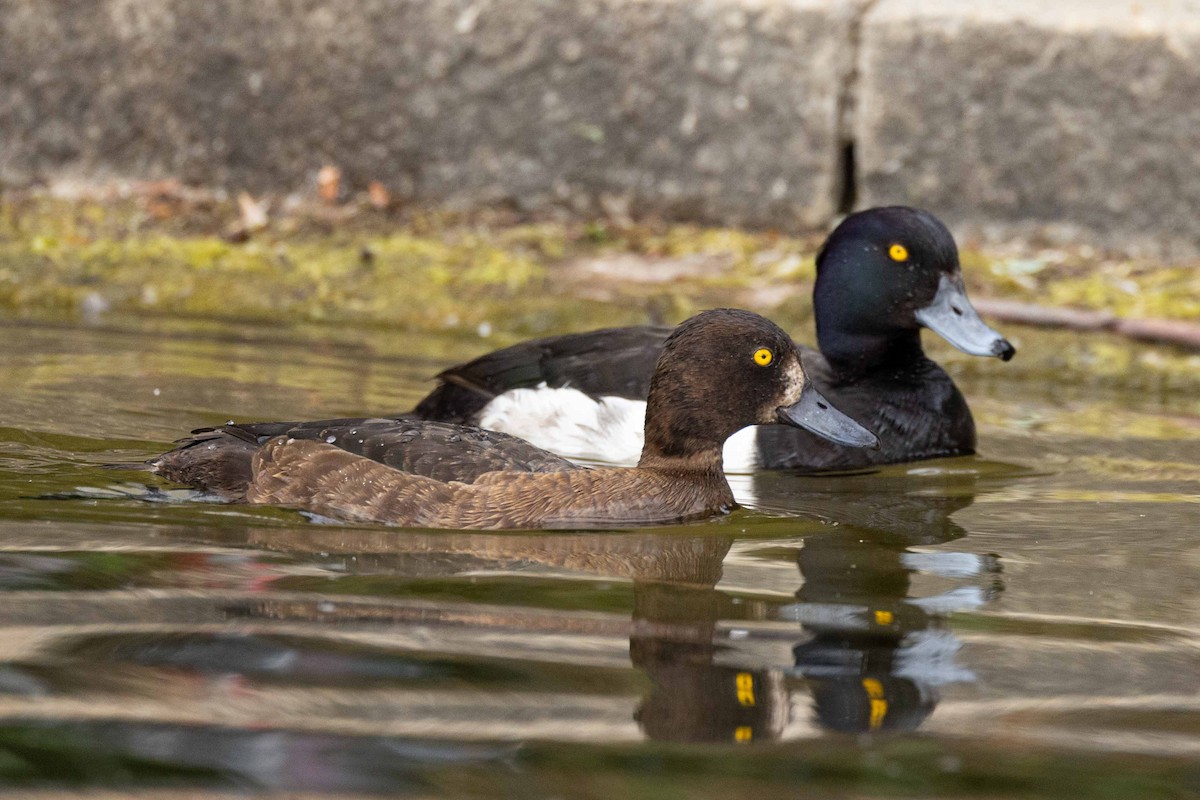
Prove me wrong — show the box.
[753,347,773,366]
[888,243,909,262]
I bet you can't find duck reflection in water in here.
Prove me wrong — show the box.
[115,465,1012,745]
[783,523,999,734]
[630,580,788,743]
[632,469,1008,741]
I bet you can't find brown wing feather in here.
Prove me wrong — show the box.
[247,437,733,530]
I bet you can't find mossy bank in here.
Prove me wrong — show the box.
[3,191,1200,391]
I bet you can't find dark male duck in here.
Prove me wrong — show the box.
[150,309,878,530]
[411,206,1016,471]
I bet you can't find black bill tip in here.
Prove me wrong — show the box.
[916,274,1017,362]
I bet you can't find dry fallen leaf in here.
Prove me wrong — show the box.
[367,180,391,210]
[223,192,269,242]
[237,192,269,231]
[317,165,342,204]
[135,179,187,219]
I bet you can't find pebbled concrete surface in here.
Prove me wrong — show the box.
[1,0,1199,253]
[858,0,1200,257]
[0,0,862,228]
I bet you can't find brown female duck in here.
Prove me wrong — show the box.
[152,309,877,530]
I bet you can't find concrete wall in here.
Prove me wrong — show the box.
[2,0,1199,253]
[858,1,1200,257]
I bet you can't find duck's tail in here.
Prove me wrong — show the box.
[146,425,262,501]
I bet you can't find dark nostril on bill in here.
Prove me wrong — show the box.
[817,401,828,410]
[951,305,963,316]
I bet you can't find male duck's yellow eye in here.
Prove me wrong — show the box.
[888,243,909,262]
[753,347,773,367]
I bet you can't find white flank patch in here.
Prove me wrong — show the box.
[477,386,646,466]
[722,427,762,507]
[721,426,761,474]
[477,385,763,482]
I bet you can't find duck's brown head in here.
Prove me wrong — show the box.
[640,308,877,468]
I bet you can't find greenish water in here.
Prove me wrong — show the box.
[0,315,1197,799]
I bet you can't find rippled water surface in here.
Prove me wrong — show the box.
[0,315,1197,798]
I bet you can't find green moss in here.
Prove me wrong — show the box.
[0,198,569,329]
[983,251,1200,321]
[2,194,1200,340]
[0,196,825,335]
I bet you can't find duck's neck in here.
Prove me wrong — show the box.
[637,441,735,512]
[637,443,727,476]
[637,404,730,477]
[637,347,739,491]
[817,325,928,379]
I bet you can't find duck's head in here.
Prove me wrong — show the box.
[814,207,1015,366]
[641,308,878,465]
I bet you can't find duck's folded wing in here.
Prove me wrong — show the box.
[151,418,578,498]
[148,418,397,499]
[283,420,578,482]
[413,325,671,422]
[248,440,720,531]
[247,437,460,525]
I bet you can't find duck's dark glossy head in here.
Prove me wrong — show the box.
[814,207,1015,368]
[639,308,877,467]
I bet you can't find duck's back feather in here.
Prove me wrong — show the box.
[150,418,577,500]
[414,325,670,423]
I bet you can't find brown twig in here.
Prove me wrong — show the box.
[973,298,1200,351]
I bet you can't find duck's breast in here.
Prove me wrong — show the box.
[753,354,975,470]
